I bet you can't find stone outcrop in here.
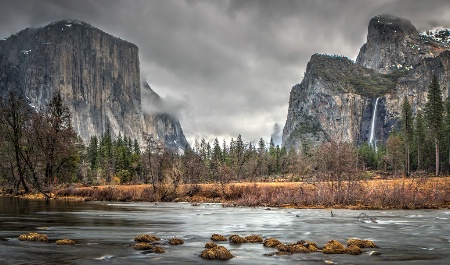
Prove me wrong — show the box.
[0,20,188,151]
[283,15,450,151]
[356,14,449,74]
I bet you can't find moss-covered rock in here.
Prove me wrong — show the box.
[345,244,362,255]
[18,232,48,242]
[56,239,76,245]
[263,238,282,248]
[200,246,234,260]
[322,240,346,254]
[210,234,227,241]
[169,237,184,245]
[276,243,310,253]
[205,242,217,249]
[134,242,154,250]
[275,243,289,252]
[153,246,165,253]
[229,234,247,243]
[245,235,263,243]
[289,244,311,253]
[347,238,377,248]
[297,240,319,251]
[134,234,160,243]
[307,244,320,252]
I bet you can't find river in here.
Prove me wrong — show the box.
[0,196,449,264]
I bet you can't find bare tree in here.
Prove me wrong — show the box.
[0,92,31,194]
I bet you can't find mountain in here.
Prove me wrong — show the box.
[282,14,450,152]
[0,20,188,151]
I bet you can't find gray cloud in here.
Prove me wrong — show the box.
[2,0,450,144]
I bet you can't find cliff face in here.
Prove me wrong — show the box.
[141,83,189,151]
[283,15,450,151]
[282,55,391,152]
[0,20,188,151]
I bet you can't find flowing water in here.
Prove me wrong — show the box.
[369,97,380,150]
[1,197,449,265]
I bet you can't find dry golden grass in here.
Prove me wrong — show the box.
[200,246,234,260]
[18,232,48,242]
[37,176,450,209]
[244,235,263,243]
[347,238,377,248]
[322,240,346,254]
[345,244,363,255]
[133,242,154,250]
[263,238,282,248]
[210,234,227,241]
[229,234,247,243]
[134,234,160,242]
[56,239,76,245]
[168,237,184,245]
[205,242,217,249]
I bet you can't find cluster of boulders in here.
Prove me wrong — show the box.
[17,231,378,260]
[132,234,184,254]
[18,232,49,242]
[204,233,379,259]
[18,232,77,246]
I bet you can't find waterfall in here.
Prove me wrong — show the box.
[369,97,380,149]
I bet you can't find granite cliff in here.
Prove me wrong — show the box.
[0,20,188,151]
[283,14,450,152]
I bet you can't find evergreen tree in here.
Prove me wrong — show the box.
[99,125,114,181]
[221,139,228,163]
[445,97,450,174]
[87,135,99,169]
[414,110,426,170]
[424,75,444,176]
[401,95,413,176]
[133,139,140,155]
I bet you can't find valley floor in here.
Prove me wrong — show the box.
[14,175,450,210]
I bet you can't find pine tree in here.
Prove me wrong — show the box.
[133,139,140,155]
[401,95,413,176]
[87,135,99,169]
[424,75,444,176]
[445,97,450,174]
[414,110,426,170]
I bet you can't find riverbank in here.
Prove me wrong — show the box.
[24,176,446,209]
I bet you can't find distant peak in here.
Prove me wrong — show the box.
[47,19,93,28]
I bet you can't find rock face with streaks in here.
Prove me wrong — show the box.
[282,14,450,152]
[0,20,188,151]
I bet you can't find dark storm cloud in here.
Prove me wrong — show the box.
[2,0,450,144]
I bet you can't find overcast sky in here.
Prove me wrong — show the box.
[2,0,450,145]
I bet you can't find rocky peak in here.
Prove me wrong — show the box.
[356,15,448,74]
[367,14,418,42]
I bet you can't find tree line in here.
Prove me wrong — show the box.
[1,75,449,198]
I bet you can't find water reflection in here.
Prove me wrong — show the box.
[0,197,449,264]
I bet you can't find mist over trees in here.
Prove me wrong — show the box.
[1,76,450,198]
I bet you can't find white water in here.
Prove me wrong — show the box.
[369,98,380,149]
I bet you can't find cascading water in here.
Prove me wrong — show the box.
[369,97,380,150]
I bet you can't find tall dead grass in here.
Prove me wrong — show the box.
[54,177,450,209]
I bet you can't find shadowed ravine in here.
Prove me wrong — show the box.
[1,197,449,264]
